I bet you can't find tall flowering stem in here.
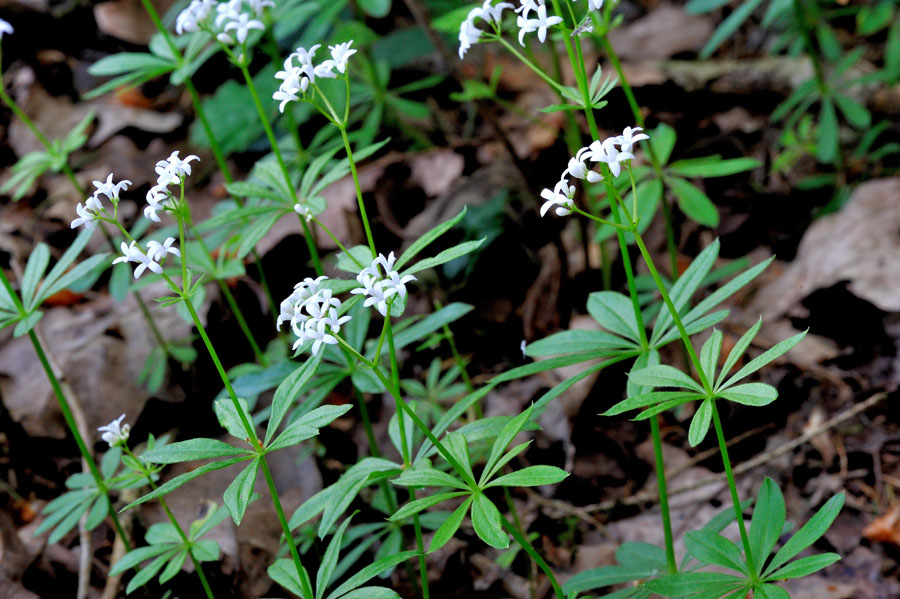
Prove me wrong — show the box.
[120,444,216,599]
[0,267,132,552]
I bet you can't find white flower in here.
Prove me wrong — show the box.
[143,185,172,222]
[292,45,320,71]
[112,241,162,279]
[540,179,576,217]
[92,173,132,203]
[277,276,327,331]
[458,17,482,59]
[247,0,274,16]
[215,0,243,28]
[517,3,561,45]
[223,12,264,44]
[175,0,215,34]
[155,151,199,186]
[313,60,337,79]
[329,41,356,74]
[274,58,309,113]
[146,237,181,262]
[587,0,603,10]
[350,252,416,317]
[479,0,514,24]
[515,0,543,19]
[71,201,101,231]
[615,126,649,153]
[0,19,13,38]
[565,146,602,183]
[294,203,313,221]
[587,137,634,177]
[98,414,130,447]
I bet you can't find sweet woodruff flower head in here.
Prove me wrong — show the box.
[112,237,180,279]
[458,1,513,59]
[278,277,351,355]
[540,126,648,218]
[350,252,416,317]
[273,41,356,113]
[98,414,131,448]
[175,0,269,44]
[516,3,562,46]
[70,175,132,231]
[0,18,12,39]
[144,151,200,222]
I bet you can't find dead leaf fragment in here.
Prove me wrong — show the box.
[608,5,713,61]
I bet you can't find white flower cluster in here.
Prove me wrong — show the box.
[458,0,513,59]
[515,1,562,46]
[540,126,648,217]
[98,414,131,448]
[278,276,351,355]
[71,174,132,231]
[294,203,313,222]
[175,0,271,44]
[0,18,13,39]
[273,41,356,113]
[350,252,416,317]
[145,151,200,222]
[112,237,181,279]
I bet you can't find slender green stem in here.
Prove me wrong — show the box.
[338,126,377,258]
[632,232,709,389]
[217,277,267,365]
[500,516,563,599]
[122,445,215,599]
[0,85,52,148]
[710,401,756,576]
[260,456,315,599]
[236,62,324,276]
[310,215,366,270]
[496,37,567,94]
[649,417,676,574]
[182,296,314,597]
[0,269,132,552]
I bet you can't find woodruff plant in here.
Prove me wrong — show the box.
[1,1,844,598]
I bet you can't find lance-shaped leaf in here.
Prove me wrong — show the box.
[629,365,705,393]
[389,491,470,522]
[764,493,844,576]
[266,352,324,445]
[471,493,508,549]
[141,438,250,464]
[223,458,260,525]
[395,207,467,271]
[429,496,473,553]
[325,551,419,599]
[688,399,714,447]
[721,330,807,390]
[587,291,643,344]
[121,457,251,511]
[718,383,778,407]
[716,319,763,389]
[749,478,786,574]
[486,465,569,488]
[603,391,701,417]
[685,530,748,574]
[482,405,534,484]
[394,467,469,490]
[401,239,486,276]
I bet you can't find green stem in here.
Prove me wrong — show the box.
[237,62,323,276]
[650,417,676,573]
[217,278,267,365]
[338,126,377,258]
[122,446,215,599]
[0,269,132,552]
[500,515,563,599]
[710,401,756,576]
[182,297,314,598]
[496,37,567,95]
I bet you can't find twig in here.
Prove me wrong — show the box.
[77,510,91,599]
[584,392,888,512]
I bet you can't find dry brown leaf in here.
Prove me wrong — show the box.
[608,5,713,61]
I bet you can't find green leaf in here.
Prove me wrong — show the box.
[223,458,259,525]
[688,399,713,447]
[394,468,469,490]
[337,587,402,599]
[85,493,110,530]
[718,382,778,407]
[358,0,390,18]
[483,405,534,482]
[214,398,254,441]
[685,530,747,574]
[14,310,44,337]
[629,365,704,393]
[755,583,791,599]
[141,438,248,464]
[833,94,871,129]
[337,245,374,273]
[389,491,469,522]
[401,239,485,276]
[651,239,720,345]
[386,303,473,355]
[471,493,508,549]
[325,551,419,599]
[121,457,250,511]
[35,254,110,308]
[716,319,762,389]
[126,549,177,594]
[444,432,475,484]
[699,0,765,57]
[486,465,569,488]
[159,549,187,584]
[110,544,174,575]
[429,496,473,553]
[651,122,677,164]
[765,552,840,580]
[526,329,635,357]
[685,0,732,14]
[764,493,844,575]
[587,291,642,343]
[318,458,402,537]
[268,558,309,597]
[192,539,220,561]
[644,572,744,596]
[721,330,806,389]
[668,157,760,178]
[318,515,355,599]
[266,353,324,445]
[817,98,839,164]
[88,52,174,76]
[700,330,723,386]
[750,478,785,574]
[21,243,50,307]
[603,391,702,417]
[669,177,719,227]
